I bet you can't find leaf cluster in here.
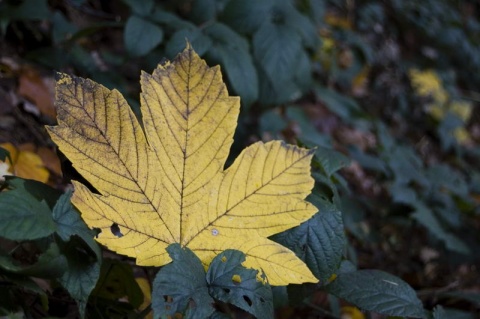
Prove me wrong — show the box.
[2,0,480,318]
[0,177,100,318]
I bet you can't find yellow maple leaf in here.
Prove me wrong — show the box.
[47,45,318,285]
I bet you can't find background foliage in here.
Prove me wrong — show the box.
[0,0,479,318]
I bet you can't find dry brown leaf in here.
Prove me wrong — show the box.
[17,66,56,119]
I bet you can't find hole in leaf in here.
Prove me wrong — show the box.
[301,244,307,252]
[110,223,123,237]
[163,295,169,302]
[243,295,252,307]
[93,227,101,238]
[223,288,230,294]
[260,297,265,303]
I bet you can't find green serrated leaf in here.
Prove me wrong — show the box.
[426,164,469,198]
[0,180,56,240]
[433,305,447,319]
[0,243,67,278]
[271,197,345,283]
[58,236,100,319]
[53,190,101,259]
[92,259,142,308]
[124,15,163,57]
[314,86,361,120]
[204,22,258,107]
[314,146,351,177]
[437,307,476,319]
[253,21,302,85]
[326,269,425,318]
[0,0,50,22]
[294,49,313,91]
[348,146,388,174]
[283,3,318,48]
[221,0,274,34]
[188,0,217,24]
[285,106,331,147]
[207,250,273,319]
[52,11,78,44]
[259,109,288,136]
[412,202,470,254]
[165,28,212,59]
[152,244,214,319]
[389,184,418,205]
[4,176,62,208]
[121,0,154,16]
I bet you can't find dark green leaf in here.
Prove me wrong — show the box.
[314,86,361,120]
[221,0,274,34]
[152,244,214,319]
[271,197,345,283]
[207,250,273,319]
[165,28,212,59]
[433,305,446,319]
[3,273,48,309]
[253,21,302,85]
[52,11,77,44]
[121,0,154,16]
[283,3,318,48]
[293,49,313,91]
[0,180,56,240]
[440,291,480,307]
[92,259,143,308]
[189,0,217,24]
[326,270,425,318]
[0,243,67,278]
[305,0,325,25]
[286,283,317,306]
[389,184,418,205]
[58,236,101,319]
[205,22,258,106]
[272,286,288,308]
[348,146,388,174]
[124,15,163,57]
[314,146,351,177]
[257,67,300,105]
[0,146,10,162]
[426,164,469,197]
[259,109,288,136]
[4,176,62,208]
[412,202,470,254]
[209,312,231,319]
[0,0,50,22]
[53,190,101,259]
[285,106,331,147]
[150,7,194,30]
[435,306,475,319]
[387,146,427,187]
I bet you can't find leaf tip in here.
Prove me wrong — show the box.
[55,72,72,85]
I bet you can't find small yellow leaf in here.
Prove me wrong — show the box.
[341,306,365,319]
[0,143,49,183]
[47,45,319,285]
[135,277,153,319]
[232,274,242,284]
